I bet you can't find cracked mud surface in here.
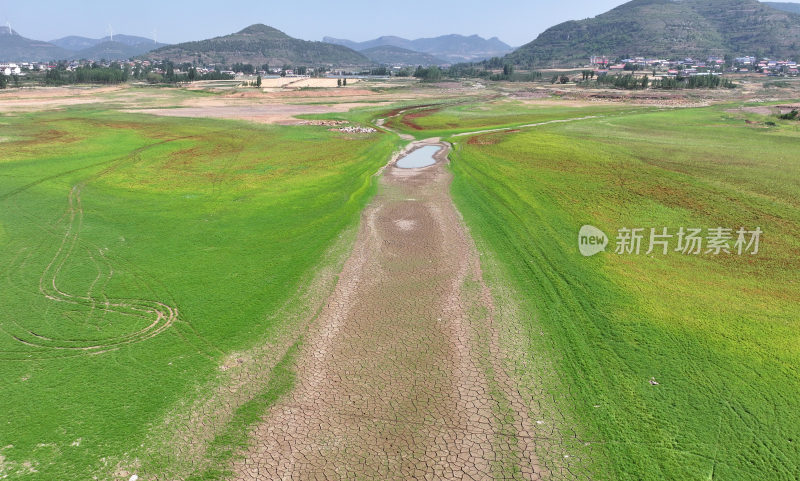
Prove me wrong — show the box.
[233,140,545,480]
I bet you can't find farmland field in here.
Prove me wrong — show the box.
[1,81,798,480]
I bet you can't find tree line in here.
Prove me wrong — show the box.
[36,61,237,86]
[594,73,736,90]
[45,64,130,85]
[0,73,13,89]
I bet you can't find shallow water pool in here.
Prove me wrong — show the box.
[396,145,441,169]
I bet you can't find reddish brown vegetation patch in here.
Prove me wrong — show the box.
[382,103,437,119]
[401,107,443,130]
[467,133,503,145]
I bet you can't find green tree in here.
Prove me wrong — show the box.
[256,75,262,88]
[337,78,342,87]
[0,73,7,89]
[414,66,441,82]
[44,69,64,85]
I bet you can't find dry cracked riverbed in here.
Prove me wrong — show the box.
[233,140,546,480]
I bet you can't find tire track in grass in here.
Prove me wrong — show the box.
[0,132,235,360]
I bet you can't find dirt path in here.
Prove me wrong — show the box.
[233,140,542,480]
[451,116,599,137]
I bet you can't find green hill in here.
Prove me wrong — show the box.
[361,45,445,66]
[145,24,370,67]
[507,0,800,67]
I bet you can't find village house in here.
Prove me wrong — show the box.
[0,62,21,76]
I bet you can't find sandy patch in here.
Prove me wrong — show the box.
[258,78,301,88]
[260,88,375,99]
[393,219,417,231]
[260,78,361,89]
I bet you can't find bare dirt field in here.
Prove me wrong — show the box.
[128,102,384,125]
[502,75,800,108]
[233,141,543,480]
[259,78,362,89]
[0,86,121,111]
[0,81,488,121]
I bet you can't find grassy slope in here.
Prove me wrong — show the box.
[448,106,800,479]
[385,100,645,140]
[0,108,399,479]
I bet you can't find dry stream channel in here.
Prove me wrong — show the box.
[233,139,544,480]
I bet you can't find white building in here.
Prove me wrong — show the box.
[0,63,22,76]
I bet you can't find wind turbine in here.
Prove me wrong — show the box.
[107,24,114,42]
[152,29,158,45]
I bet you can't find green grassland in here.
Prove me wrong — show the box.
[384,99,647,139]
[447,105,800,479]
[0,107,400,479]
[3,85,799,480]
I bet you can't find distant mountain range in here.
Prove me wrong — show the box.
[145,24,370,67]
[5,2,800,68]
[323,34,513,63]
[360,46,444,66]
[0,26,70,62]
[50,35,167,55]
[1,28,166,61]
[507,0,800,67]
[69,41,167,61]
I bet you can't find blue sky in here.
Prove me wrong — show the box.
[0,0,635,46]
